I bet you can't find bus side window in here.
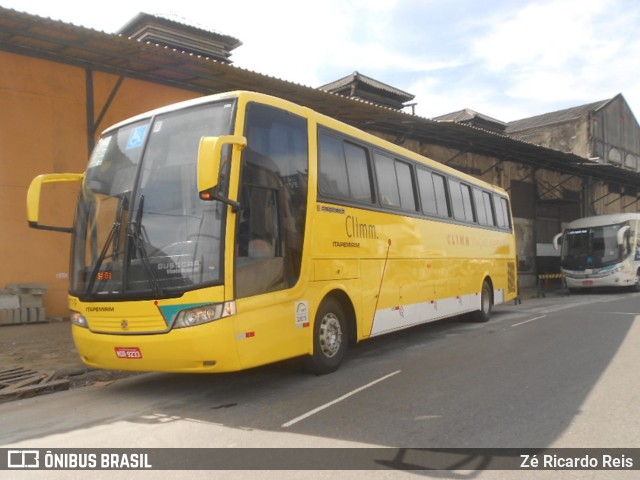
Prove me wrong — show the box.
[374,152,401,208]
[417,168,438,215]
[344,142,375,204]
[432,173,450,217]
[494,195,511,229]
[460,183,475,222]
[450,180,473,222]
[318,133,374,205]
[395,159,418,211]
[483,191,496,226]
[318,133,349,198]
[473,188,488,225]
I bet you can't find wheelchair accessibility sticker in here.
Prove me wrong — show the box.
[126,125,149,150]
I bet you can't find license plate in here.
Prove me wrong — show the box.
[115,347,143,359]
[582,280,594,286]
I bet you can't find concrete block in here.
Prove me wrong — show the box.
[0,308,20,325]
[0,294,19,309]
[19,294,44,308]
[26,307,46,323]
[0,309,11,325]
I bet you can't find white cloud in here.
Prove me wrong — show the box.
[472,0,608,71]
[227,0,417,87]
[469,0,640,114]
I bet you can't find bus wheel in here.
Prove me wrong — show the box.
[470,281,492,322]
[305,298,348,375]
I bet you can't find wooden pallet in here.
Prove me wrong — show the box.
[0,367,70,402]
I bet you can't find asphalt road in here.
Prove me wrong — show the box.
[1,291,639,479]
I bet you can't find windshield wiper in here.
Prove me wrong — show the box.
[128,195,164,298]
[86,195,127,294]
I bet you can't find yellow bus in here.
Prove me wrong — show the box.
[27,91,518,374]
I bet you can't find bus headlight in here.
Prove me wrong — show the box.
[70,311,89,328]
[173,301,236,329]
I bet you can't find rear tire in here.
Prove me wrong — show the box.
[304,298,348,375]
[470,280,492,323]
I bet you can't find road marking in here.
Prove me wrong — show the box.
[511,315,547,327]
[282,370,401,428]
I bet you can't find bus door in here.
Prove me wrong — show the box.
[232,102,310,367]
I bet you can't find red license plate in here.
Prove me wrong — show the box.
[582,280,594,286]
[115,347,143,359]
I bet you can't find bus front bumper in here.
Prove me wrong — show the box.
[72,319,242,373]
[564,270,635,289]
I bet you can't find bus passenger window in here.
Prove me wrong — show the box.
[395,160,417,211]
[417,168,438,215]
[483,191,496,226]
[473,189,488,225]
[460,183,475,222]
[494,195,511,229]
[344,142,374,203]
[432,173,450,217]
[374,153,401,207]
[318,133,349,198]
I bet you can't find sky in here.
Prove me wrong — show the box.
[1,0,639,122]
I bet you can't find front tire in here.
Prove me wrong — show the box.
[470,280,492,322]
[305,298,348,375]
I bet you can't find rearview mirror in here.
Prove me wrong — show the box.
[617,225,630,245]
[197,135,247,201]
[27,173,84,233]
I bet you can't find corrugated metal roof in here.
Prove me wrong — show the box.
[119,13,242,49]
[2,6,640,190]
[434,108,506,127]
[507,98,613,133]
[118,12,242,63]
[319,71,415,102]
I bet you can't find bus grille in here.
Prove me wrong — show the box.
[507,262,516,293]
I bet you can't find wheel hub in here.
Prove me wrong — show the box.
[319,313,342,358]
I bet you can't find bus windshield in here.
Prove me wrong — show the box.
[71,100,236,300]
[561,223,625,270]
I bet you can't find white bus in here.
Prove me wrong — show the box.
[553,213,640,291]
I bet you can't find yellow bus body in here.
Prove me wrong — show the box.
[31,91,517,373]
